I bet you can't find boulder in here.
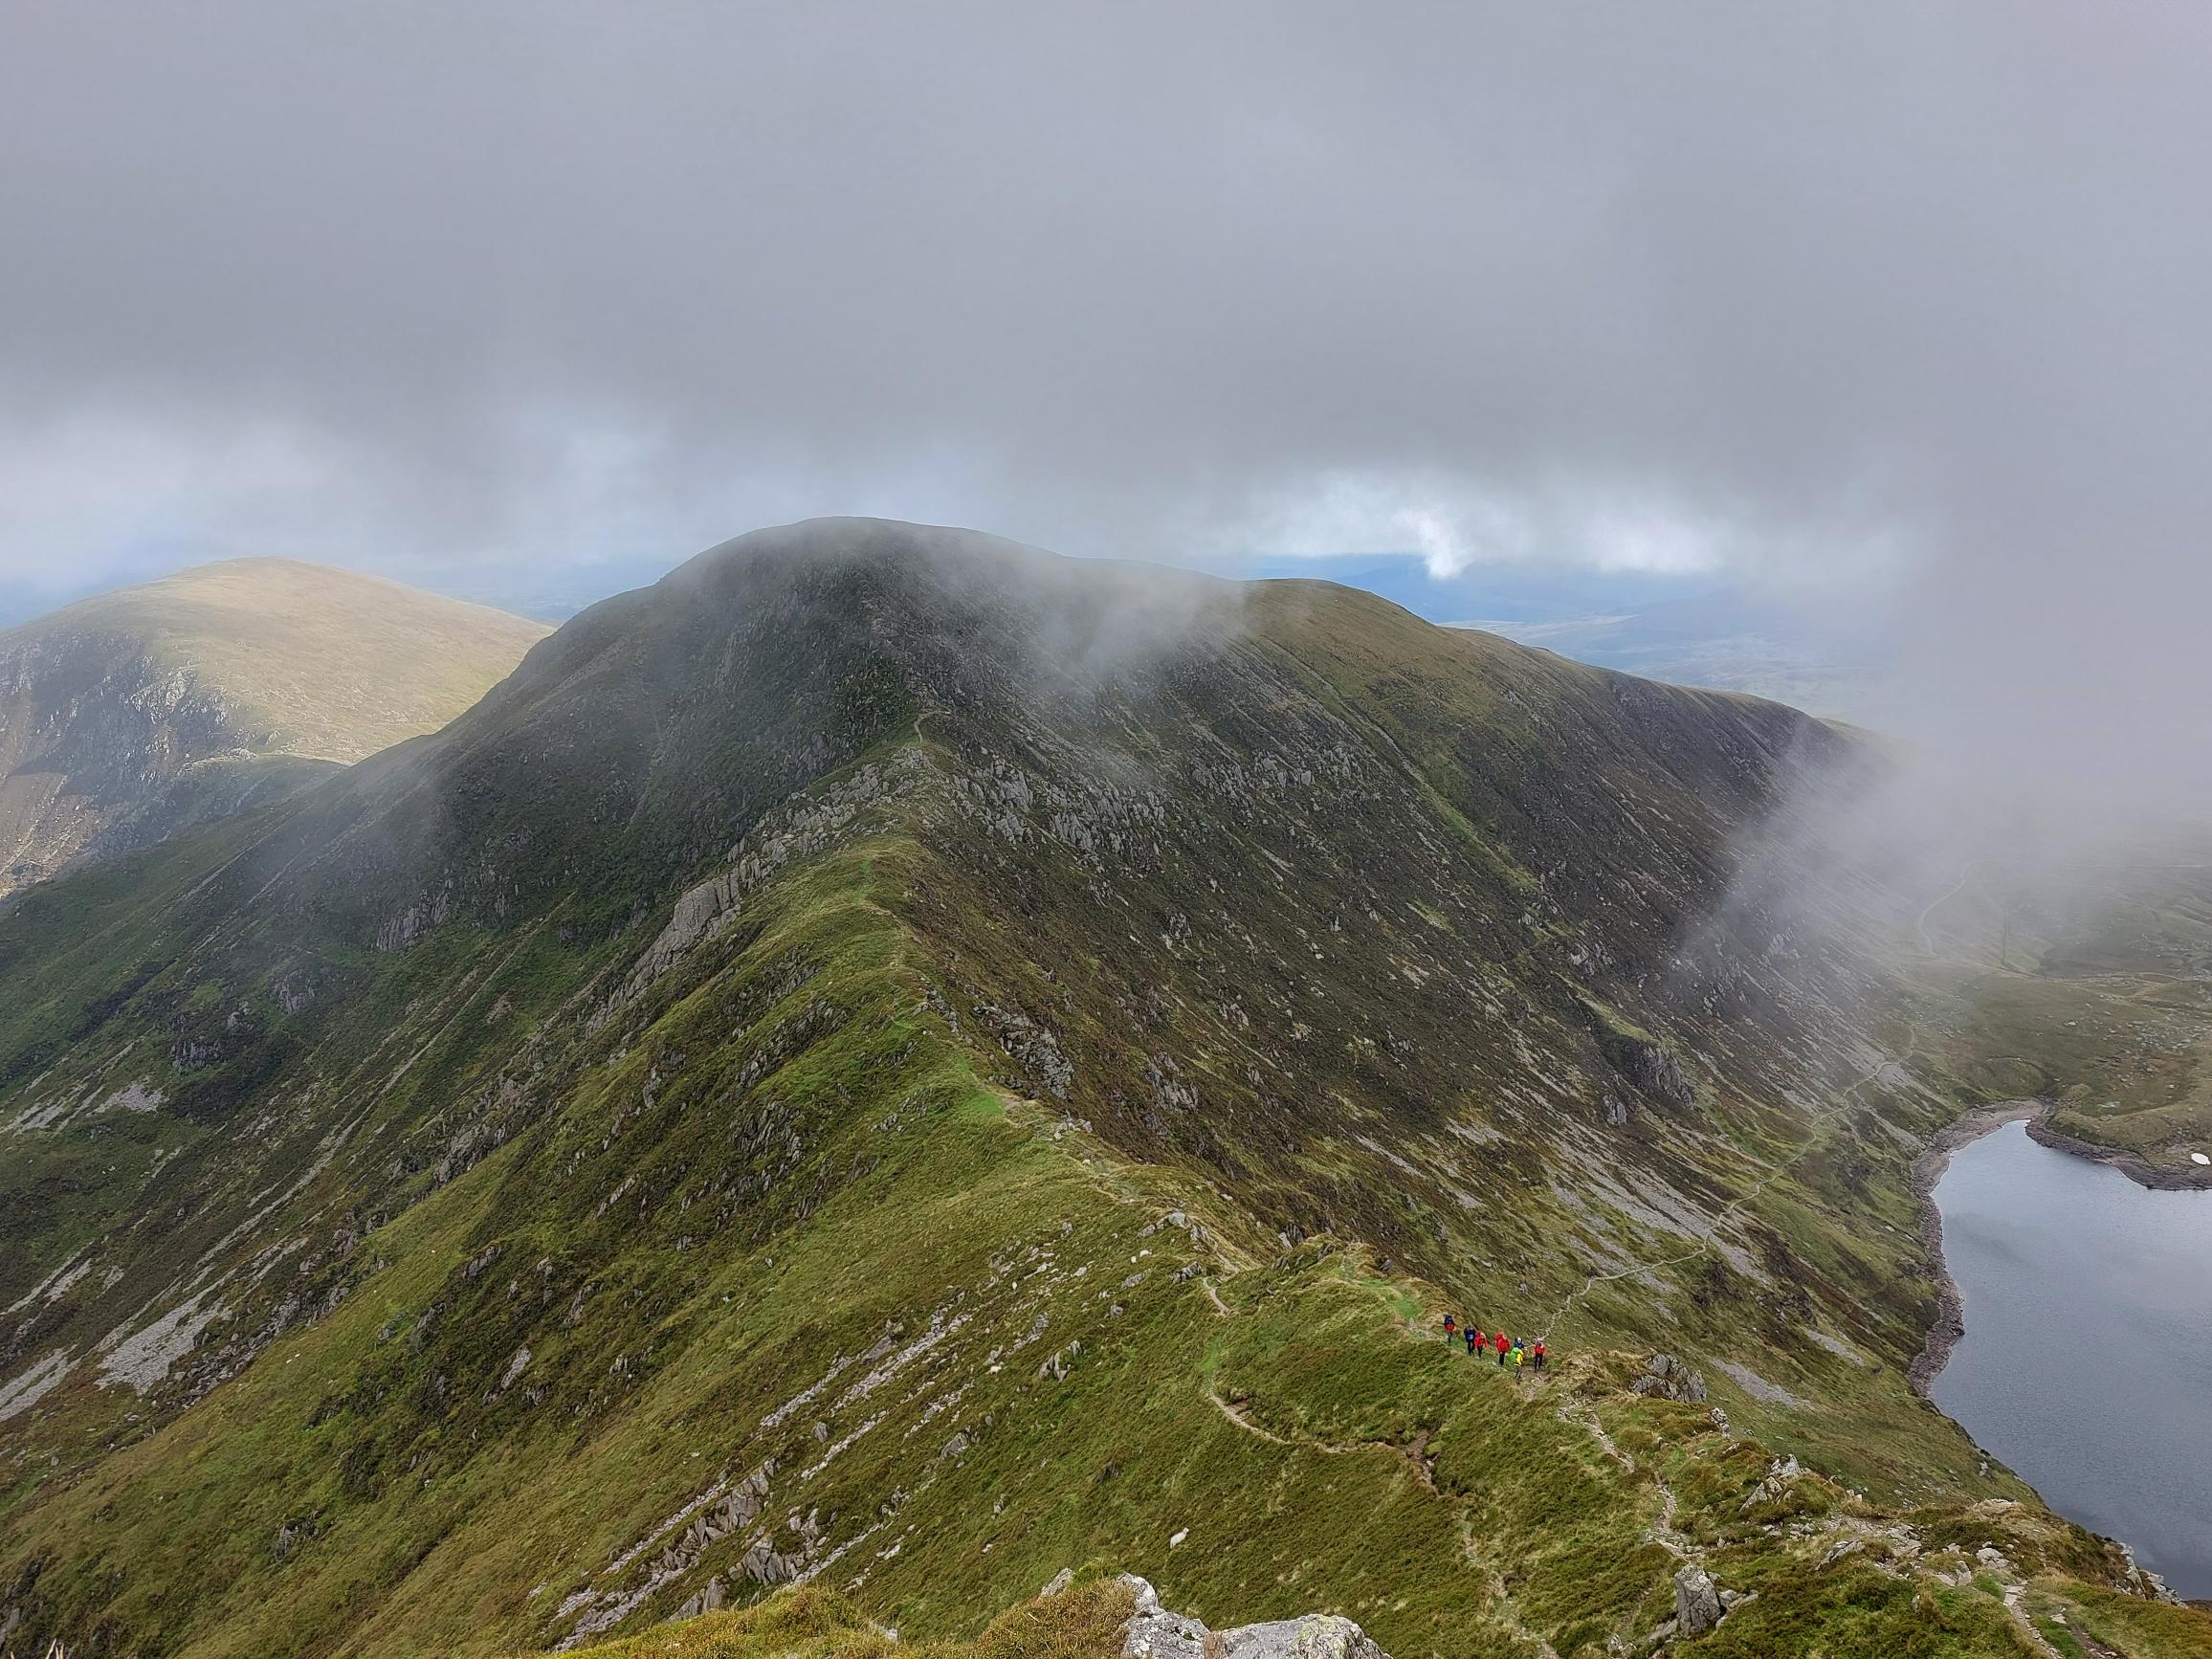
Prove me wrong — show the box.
[1120,1576,1211,1659]
[1119,1577,1388,1659]
[1673,1565,1724,1638]
[1219,1615,1387,1659]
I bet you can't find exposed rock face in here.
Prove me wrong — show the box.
[1119,1577,1387,1659]
[1630,1353,1708,1404]
[1219,1613,1389,1659]
[1607,1031,1694,1106]
[1119,1576,1212,1659]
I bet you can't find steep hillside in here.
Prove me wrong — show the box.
[0,520,2202,1657]
[0,558,551,895]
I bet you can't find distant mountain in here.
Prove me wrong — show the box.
[1,520,2196,1655]
[0,558,550,896]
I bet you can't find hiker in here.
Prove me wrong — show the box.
[1443,1314,1457,1340]
[1465,1326,1479,1355]
[1510,1341,1525,1374]
[1494,1330,1509,1366]
[1533,1338,1547,1372]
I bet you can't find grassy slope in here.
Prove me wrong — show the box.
[0,524,2205,1656]
[541,1579,1137,1659]
[1903,850,2212,1170]
[0,557,549,896]
[7,820,2172,1659]
[10,558,552,763]
[896,579,1998,1508]
[6,767,2195,1659]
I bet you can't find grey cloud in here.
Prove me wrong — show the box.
[2,2,2208,806]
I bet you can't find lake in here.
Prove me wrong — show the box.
[1931,1118,2212,1598]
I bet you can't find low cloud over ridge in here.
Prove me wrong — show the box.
[3,2,2208,808]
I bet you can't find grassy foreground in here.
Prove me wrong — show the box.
[533,1580,1136,1659]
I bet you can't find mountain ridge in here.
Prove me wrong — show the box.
[0,520,2203,1657]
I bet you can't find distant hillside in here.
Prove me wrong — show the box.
[1464,588,1889,720]
[0,558,550,895]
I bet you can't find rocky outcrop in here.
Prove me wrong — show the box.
[1623,1039,1693,1106]
[2116,1542,2179,1604]
[1739,1454,1802,1513]
[1629,1353,1708,1404]
[1672,1564,1724,1638]
[1592,1020,1695,1107]
[1117,1576,1387,1659]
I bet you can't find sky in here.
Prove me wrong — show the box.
[3,3,2209,807]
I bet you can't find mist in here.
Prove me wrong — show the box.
[3,2,2209,844]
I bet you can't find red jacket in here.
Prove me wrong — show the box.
[1493,1332,1509,1352]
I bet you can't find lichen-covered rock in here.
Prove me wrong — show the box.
[1630,1352,1708,1403]
[1673,1564,1724,1637]
[1119,1577,1388,1659]
[1119,1576,1211,1659]
[1220,1614,1388,1659]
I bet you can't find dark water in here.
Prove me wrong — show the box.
[1931,1120,2212,1597]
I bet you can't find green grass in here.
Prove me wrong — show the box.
[10,556,550,763]
[5,531,2211,1659]
[0,884,2135,1657]
[535,1578,1139,1659]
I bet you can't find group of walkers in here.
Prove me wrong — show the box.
[1442,1314,1545,1374]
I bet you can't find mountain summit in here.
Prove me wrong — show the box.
[0,558,549,895]
[0,520,2201,1656]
